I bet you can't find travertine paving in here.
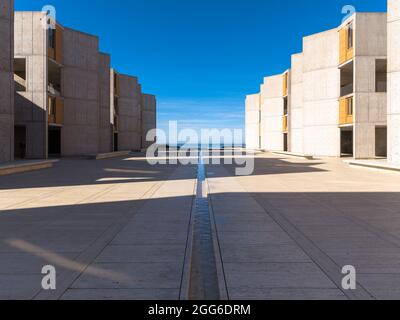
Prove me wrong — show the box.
[0,155,196,300]
[1,152,400,300]
[207,152,400,300]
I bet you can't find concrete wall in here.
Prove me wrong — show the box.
[62,28,100,156]
[261,74,284,151]
[245,93,261,150]
[388,0,400,165]
[0,0,14,163]
[118,74,142,151]
[14,11,47,159]
[303,28,341,157]
[353,13,387,159]
[141,93,156,149]
[98,53,112,153]
[290,53,304,154]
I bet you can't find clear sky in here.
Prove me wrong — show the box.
[15,0,387,143]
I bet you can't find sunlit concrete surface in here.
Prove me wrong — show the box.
[388,0,400,165]
[0,0,14,163]
[207,152,400,300]
[0,155,196,300]
[2,151,400,300]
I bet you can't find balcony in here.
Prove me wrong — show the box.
[339,97,353,125]
[48,83,61,97]
[339,23,354,65]
[282,115,288,133]
[47,24,64,64]
[48,97,64,125]
[283,72,289,97]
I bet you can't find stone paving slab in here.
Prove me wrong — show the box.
[61,288,180,300]
[70,262,183,290]
[0,157,196,300]
[210,153,400,300]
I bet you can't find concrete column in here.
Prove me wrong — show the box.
[388,0,400,165]
[62,28,100,156]
[245,93,261,150]
[261,74,284,151]
[290,53,304,154]
[118,74,142,151]
[302,29,340,157]
[0,0,14,163]
[141,94,157,150]
[353,13,387,159]
[98,53,112,153]
[14,12,47,159]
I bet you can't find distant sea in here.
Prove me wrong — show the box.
[166,143,245,150]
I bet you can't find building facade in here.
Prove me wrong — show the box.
[13,12,117,158]
[261,72,289,152]
[338,13,387,159]
[14,11,49,159]
[388,0,400,165]
[0,0,14,163]
[62,27,111,157]
[141,93,157,150]
[110,70,142,152]
[289,53,304,154]
[245,93,261,150]
[303,28,341,157]
[246,12,388,160]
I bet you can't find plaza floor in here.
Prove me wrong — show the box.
[1,152,400,300]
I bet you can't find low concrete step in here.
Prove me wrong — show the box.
[272,151,314,160]
[345,159,400,172]
[91,151,131,160]
[0,159,58,176]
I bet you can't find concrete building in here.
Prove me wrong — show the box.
[98,53,112,153]
[338,13,387,159]
[302,28,341,157]
[62,27,111,157]
[246,12,388,160]
[388,0,400,165]
[141,93,157,150]
[260,71,290,152]
[110,69,142,152]
[245,93,261,150]
[289,53,304,154]
[14,11,49,159]
[14,12,113,158]
[302,13,387,158]
[0,0,14,163]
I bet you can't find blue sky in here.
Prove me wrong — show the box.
[16,0,387,143]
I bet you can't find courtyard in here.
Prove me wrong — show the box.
[0,152,400,300]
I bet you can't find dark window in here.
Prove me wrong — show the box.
[283,97,288,115]
[347,98,353,116]
[48,28,56,49]
[375,59,387,92]
[347,23,354,49]
[14,58,26,92]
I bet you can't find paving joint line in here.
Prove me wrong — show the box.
[32,169,175,300]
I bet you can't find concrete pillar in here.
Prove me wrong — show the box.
[118,74,142,151]
[290,53,304,154]
[141,93,156,150]
[0,0,14,163]
[14,12,47,159]
[261,74,285,151]
[388,0,400,165]
[98,53,112,153]
[245,93,261,150]
[62,28,100,156]
[352,13,387,159]
[302,28,341,157]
